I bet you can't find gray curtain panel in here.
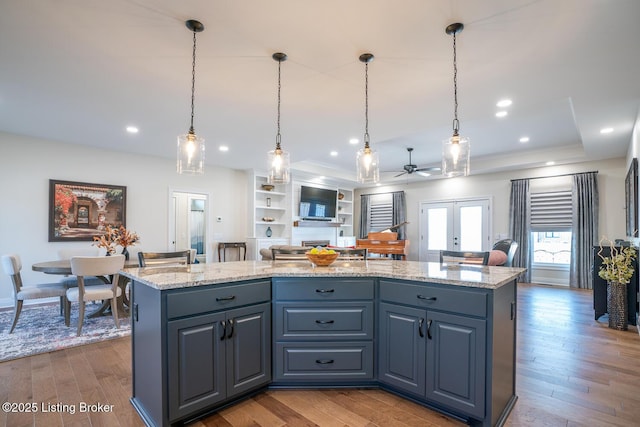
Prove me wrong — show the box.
[359,194,371,239]
[509,179,531,282]
[570,172,599,289]
[392,191,407,240]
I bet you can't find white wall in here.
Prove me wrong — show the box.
[354,158,627,268]
[0,132,247,304]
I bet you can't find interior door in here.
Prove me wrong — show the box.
[419,199,490,262]
[169,191,208,261]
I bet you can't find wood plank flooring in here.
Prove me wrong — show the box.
[0,283,638,426]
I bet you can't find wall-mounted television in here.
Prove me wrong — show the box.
[299,185,337,220]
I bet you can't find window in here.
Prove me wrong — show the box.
[368,193,393,233]
[530,191,572,266]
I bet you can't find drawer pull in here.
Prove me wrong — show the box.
[315,320,335,324]
[315,288,335,294]
[216,295,236,302]
[315,359,335,365]
[416,295,437,301]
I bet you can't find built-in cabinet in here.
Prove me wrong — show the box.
[130,274,517,427]
[272,278,375,384]
[131,279,271,427]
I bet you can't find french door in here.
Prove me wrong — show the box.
[419,198,491,262]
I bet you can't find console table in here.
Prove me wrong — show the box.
[217,242,247,262]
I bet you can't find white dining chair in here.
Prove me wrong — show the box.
[67,255,125,336]
[1,254,68,334]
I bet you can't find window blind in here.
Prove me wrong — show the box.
[368,194,393,232]
[530,191,573,231]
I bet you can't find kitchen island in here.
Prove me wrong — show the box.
[121,260,524,427]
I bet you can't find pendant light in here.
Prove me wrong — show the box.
[177,19,205,175]
[442,22,470,177]
[356,53,379,184]
[267,52,291,184]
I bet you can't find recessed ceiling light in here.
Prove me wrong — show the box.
[600,127,614,134]
[495,111,508,118]
[330,151,338,157]
[519,137,530,143]
[496,99,512,108]
[546,161,555,166]
[349,138,359,145]
[126,126,139,134]
[219,145,229,152]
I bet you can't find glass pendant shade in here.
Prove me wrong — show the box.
[267,147,290,184]
[356,145,380,183]
[442,133,470,177]
[177,131,205,175]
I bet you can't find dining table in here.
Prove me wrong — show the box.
[32,259,138,318]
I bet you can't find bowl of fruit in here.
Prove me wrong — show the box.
[305,247,339,266]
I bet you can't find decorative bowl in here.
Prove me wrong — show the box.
[261,217,275,222]
[261,184,275,191]
[305,251,339,267]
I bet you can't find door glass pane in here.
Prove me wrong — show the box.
[190,198,206,256]
[427,208,448,250]
[459,206,482,251]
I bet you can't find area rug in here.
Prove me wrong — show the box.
[0,302,130,362]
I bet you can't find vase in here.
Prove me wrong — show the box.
[266,226,272,238]
[122,247,130,261]
[607,281,628,330]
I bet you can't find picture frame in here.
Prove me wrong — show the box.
[48,179,126,242]
[625,158,638,238]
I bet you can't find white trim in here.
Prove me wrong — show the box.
[168,187,213,263]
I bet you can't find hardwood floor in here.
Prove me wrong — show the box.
[0,283,638,426]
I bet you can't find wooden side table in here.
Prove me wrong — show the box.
[218,242,247,262]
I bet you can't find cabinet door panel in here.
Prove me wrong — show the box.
[426,311,486,418]
[168,312,226,421]
[378,302,426,396]
[226,303,272,397]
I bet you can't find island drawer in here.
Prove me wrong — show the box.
[166,280,271,319]
[379,280,487,317]
[273,278,374,301]
[274,302,373,340]
[274,341,374,381]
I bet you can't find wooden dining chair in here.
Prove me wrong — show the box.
[137,250,191,267]
[439,250,490,265]
[271,248,308,261]
[67,255,125,336]
[1,254,68,334]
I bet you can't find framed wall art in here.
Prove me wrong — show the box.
[625,158,638,238]
[49,179,127,242]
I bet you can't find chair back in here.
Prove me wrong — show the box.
[440,250,490,265]
[1,254,21,275]
[1,254,23,292]
[71,255,125,277]
[492,239,519,267]
[336,248,368,260]
[271,248,308,260]
[138,250,191,267]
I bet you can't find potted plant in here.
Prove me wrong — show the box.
[93,225,140,260]
[597,238,637,330]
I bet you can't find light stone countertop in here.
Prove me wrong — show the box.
[120,260,525,291]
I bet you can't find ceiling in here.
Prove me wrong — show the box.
[1,0,638,186]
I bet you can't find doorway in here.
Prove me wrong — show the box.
[169,191,208,262]
[418,198,491,262]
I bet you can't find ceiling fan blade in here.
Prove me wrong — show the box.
[394,171,408,177]
[416,171,432,177]
[416,166,441,172]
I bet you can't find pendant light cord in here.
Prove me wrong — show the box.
[276,58,282,149]
[452,32,459,135]
[189,29,197,134]
[364,62,370,148]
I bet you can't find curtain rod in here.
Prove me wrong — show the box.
[359,190,404,197]
[510,170,598,182]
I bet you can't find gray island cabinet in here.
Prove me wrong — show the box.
[122,260,523,427]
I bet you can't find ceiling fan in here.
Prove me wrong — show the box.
[393,147,441,177]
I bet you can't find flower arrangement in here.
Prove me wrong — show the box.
[93,225,140,255]
[597,237,637,285]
